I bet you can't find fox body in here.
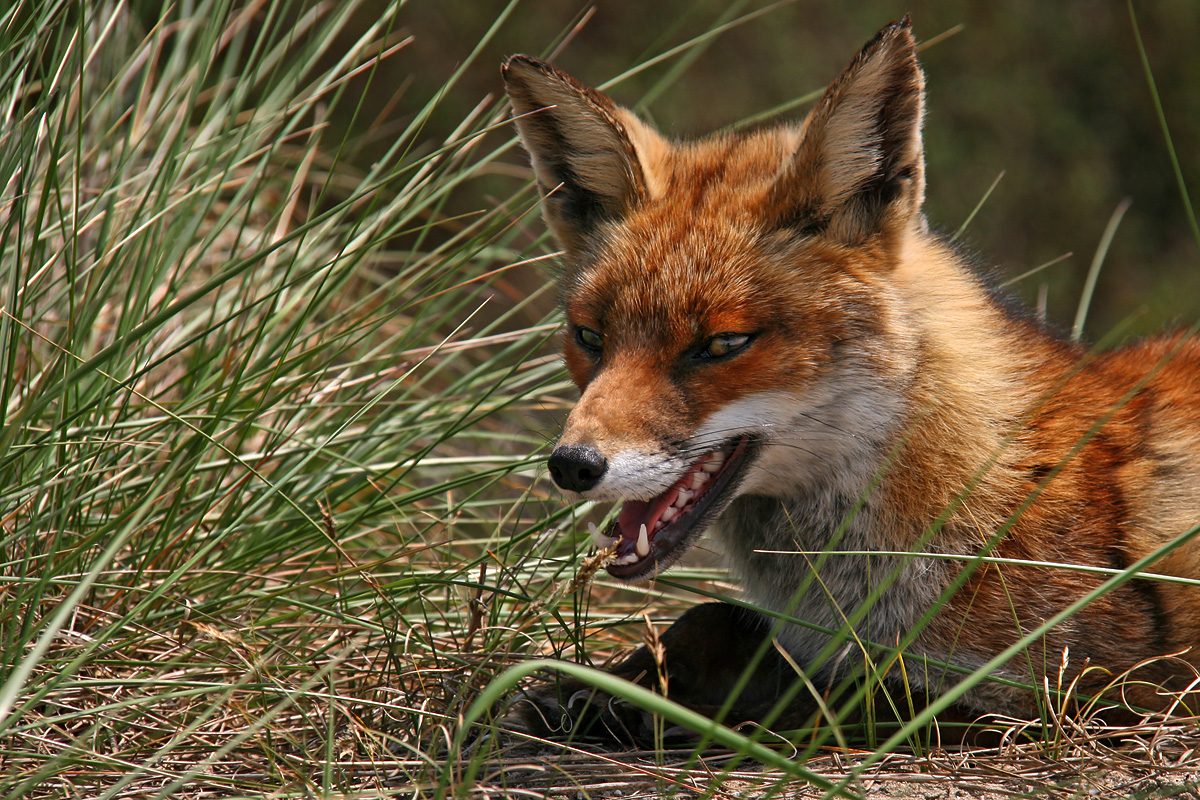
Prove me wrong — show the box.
[502,19,1200,731]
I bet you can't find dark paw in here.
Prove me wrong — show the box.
[504,675,700,747]
[500,602,817,747]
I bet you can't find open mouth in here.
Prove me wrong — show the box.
[591,436,756,582]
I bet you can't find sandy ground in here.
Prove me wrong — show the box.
[461,737,1200,799]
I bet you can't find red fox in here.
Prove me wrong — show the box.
[501,18,1200,742]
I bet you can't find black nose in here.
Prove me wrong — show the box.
[547,445,608,492]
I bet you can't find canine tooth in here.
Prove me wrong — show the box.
[674,488,693,507]
[635,523,650,556]
[691,471,710,490]
[660,505,678,523]
[636,523,650,557]
[588,522,616,549]
[701,453,725,473]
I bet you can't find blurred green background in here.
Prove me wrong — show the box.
[337,0,1198,339]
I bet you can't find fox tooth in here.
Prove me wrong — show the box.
[616,552,639,565]
[691,471,710,490]
[701,453,725,473]
[660,505,678,523]
[588,522,615,549]
[636,523,650,557]
[675,488,693,507]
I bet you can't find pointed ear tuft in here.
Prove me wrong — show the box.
[768,18,926,244]
[502,56,657,254]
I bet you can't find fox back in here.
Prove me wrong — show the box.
[503,19,1200,720]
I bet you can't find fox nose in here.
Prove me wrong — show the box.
[547,445,607,492]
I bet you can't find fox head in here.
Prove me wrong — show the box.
[503,19,928,582]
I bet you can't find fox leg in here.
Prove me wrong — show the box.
[506,602,818,745]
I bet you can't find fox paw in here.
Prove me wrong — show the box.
[500,603,799,747]
[504,677,700,747]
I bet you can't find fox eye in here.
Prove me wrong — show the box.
[700,333,752,359]
[575,326,603,353]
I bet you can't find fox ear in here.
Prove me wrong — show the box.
[770,18,925,243]
[502,56,660,253]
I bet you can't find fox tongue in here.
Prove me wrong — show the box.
[614,452,724,550]
[619,489,676,544]
[605,441,743,578]
[608,446,734,560]
[615,485,681,548]
[616,498,657,543]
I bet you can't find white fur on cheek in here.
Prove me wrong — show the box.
[691,384,902,499]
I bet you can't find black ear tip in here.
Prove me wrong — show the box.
[873,15,915,44]
[885,16,915,44]
[883,14,913,35]
[503,54,541,69]
[857,16,917,62]
[502,54,548,81]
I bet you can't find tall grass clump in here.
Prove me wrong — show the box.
[0,0,595,795]
[4,2,1198,799]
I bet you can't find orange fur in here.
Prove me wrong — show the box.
[503,18,1200,730]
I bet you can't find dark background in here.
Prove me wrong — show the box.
[356,0,1200,340]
